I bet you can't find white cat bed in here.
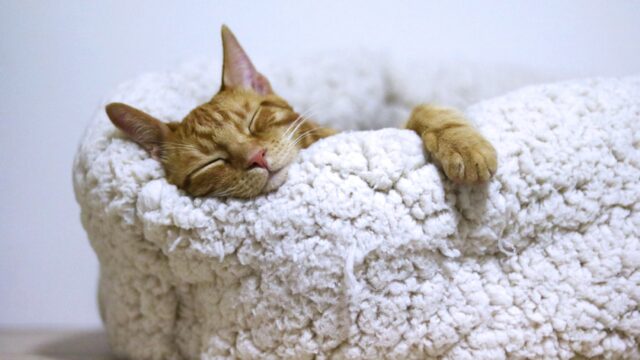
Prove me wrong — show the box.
[73,53,640,359]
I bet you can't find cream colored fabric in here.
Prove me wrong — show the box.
[74,54,640,359]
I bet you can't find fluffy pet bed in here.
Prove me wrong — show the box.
[73,53,640,359]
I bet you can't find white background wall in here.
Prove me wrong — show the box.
[1,0,639,328]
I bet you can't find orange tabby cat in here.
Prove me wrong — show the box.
[106,26,497,198]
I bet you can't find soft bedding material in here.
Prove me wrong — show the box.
[73,54,640,359]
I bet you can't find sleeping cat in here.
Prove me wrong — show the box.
[106,25,497,198]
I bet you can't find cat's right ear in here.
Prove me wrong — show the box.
[219,25,273,95]
[106,103,172,159]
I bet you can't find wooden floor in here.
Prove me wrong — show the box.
[0,329,116,360]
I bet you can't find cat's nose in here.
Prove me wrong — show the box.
[247,148,269,170]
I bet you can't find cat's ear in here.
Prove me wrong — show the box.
[220,25,273,95]
[106,102,172,159]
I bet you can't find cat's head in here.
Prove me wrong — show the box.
[106,26,313,198]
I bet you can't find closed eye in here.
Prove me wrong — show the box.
[188,158,225,178]
[248,108,260,133]
[249,102,290,133]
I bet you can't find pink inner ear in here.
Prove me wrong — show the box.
[252,73,272,95]
[106,103,170,160]
[221,26,272,94]
[224,52,272,94]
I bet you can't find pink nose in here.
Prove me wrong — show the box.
[248,148,269,170]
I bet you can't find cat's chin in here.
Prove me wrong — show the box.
[262,165,290,194]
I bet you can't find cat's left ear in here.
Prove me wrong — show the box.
[106,102,172,160]
[220,25,273,95]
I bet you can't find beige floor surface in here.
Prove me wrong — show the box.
[0,329,115,360]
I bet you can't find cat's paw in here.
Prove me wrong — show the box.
[422,129,497,184]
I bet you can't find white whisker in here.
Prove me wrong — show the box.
[283,113,308,140]
[213,183,238,198]
[288,128,322,150]
[282,104,320,140]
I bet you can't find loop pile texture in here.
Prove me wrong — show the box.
[73,54,640,359]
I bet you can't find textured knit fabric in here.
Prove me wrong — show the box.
[73,53,640,359]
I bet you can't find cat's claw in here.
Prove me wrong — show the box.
[407,104,498,185]
[439,141,497,184]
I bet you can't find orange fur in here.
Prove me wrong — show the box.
[405,105,497,183]
[106,26,496,198]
